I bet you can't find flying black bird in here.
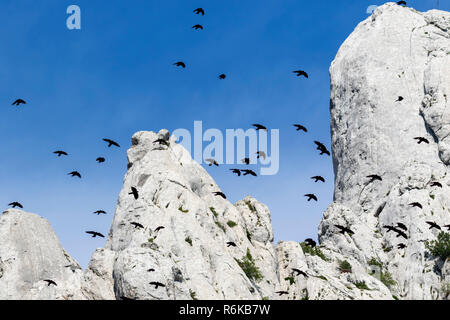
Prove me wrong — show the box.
[409,202,423,209]
[131,222,144,229]
[96,157,105,163]
[242,158,250,165]
[275,291,289,296]
[253,124,267,131]
[314,141,330,156]
[443,225,450,231]
[335,225,354,235]
[205,159,219,167]
[213,191,227,199]
[396,223,408,231]
[94,210,107,215]
[155,226,165,232]
[383,225,399,233]
[393,229,408,239]
[154,139,170,147]
[218,74,226,80]
[192,24,203,30]
[173,61,186,68]
[311,176,325,183]
[68,171,81,178]
[8,202,23,208]
[293,70,308,78]
[293,124,308,132]
[304,238,317,247]
[426,221,441,230]
[397,243,407,249]
[226,242,237,247]
[12,99,26,106]
[396,96,404,102]
[149,281,165,289]
[291,268,308,277]
[193,8,205,15]
[414,137,429,144]
[147,268,155,272]
[86,231,105,238]
[230,169,241,176]
[367,175,382,183]
[256,151,266,160]
[430,182,442,188]
[129,187,139,200]
[397,1,407,6]
[53,151,68,157]
[242,169,257,176]
[304,194,318,202]
[44,280,57,287]
[103,138,120,148]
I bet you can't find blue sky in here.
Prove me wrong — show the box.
[0,0,447,268]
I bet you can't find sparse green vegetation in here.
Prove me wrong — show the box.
[300,242,330,262]
[148,237,154,243]
[178,206,189,213]
[392,295,399,300]
[246,228,252,242]
[215,221,226,232]
[285,276,295,285]
[235,249,263,282]
[227,220,238,228]
[317,275,327,281]
[185,237,192,246]
[368,257,383,269]
[261,296,269,301]
[210,207,218,218]
[245,201,256,213]
[425,232,450,260]
[441,283,450,299]
[338,260,352,273]
[430,194,435,200]
[380,271,396,289]
[189,290,198,300]
[355,281,370,290]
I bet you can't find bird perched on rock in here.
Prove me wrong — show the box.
[149,282,165,289]
[213,191,227,199]
[293,70,308,78]
[426,221,441,230]
[8,202,23,208]
[96,157,105,163]
[367,175,382,183]
[292,269,308,277]
[193,8,205,15]
[335,225,354,235]
[103,138,120,148]
[414,137,429,144]
[86,231,105,238]
[242,169,257,176]
[430,182,442,188]
[192,24,203,30]
[218,74,226,80]
[53,151,68,157]
[173,61,186,68]
[131,222,144,229]
[397,1,407,6]
[68,171,81,178]
[12,99,26,106]
[293,124,308,132]
[409,202,423,209]
[226,242,237,247]
[44,280,57,287]
[311,176,325,183]
[154,139,170,147]
[230,169,241,176]
[304,238,316,247]
[129,187,139,200]
[94,210,107,215]
[253,124,267,131]
[304,194,318,202]
[205,159,219,167]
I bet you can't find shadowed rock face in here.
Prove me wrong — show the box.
[1,3,449,301]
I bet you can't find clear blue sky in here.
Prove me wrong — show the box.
[0,1,447,268]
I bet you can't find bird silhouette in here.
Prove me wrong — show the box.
[253,124,267,131]
[443,225,450,231]
[213,192,227,199]
[397,1,407,6]
[173,61,186,68]
[86,231,105,238]
[292,268,308,277]
[430,182,442,188]
[293,124,308,132]
[335,225,354,235]
[94,210,107,215]
[53,151,68,157]
[414,137,429,144]
[396,223,408,231]
[397,243,407,249]
[103,139,120,148]
[426,221,441,230]
[193,8,205,15]
[8,202,23,208]
[12,99,26,106]
[154,139,170,147]
[129,187,139,200]
[304,238,317,247]
[192,24,203,30]
[96,157,105,163]
[226,241,237,247]
[230,169,241,176]
[44,280,57,286]
[396,96,404,102]
[409,202,423,209]
[314,141,330,156]
[68,171,81,178]
[367,175,382,183]
[218,74,226,80]
[149,281,165,289]
[383,225,399,233]
[155,226,165,233]
[293,70,308,78]
[242,158,250,165]
[276,291,289,296]
[393,229,408,239]
[304,194,318,202]
[242,169,257,176]
[311,176,325,183]
[256,151,266,160]
[131,222,144,229]
[147,268,155,272]
[205,159,219,167]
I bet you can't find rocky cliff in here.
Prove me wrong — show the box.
[0,3,449,300]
